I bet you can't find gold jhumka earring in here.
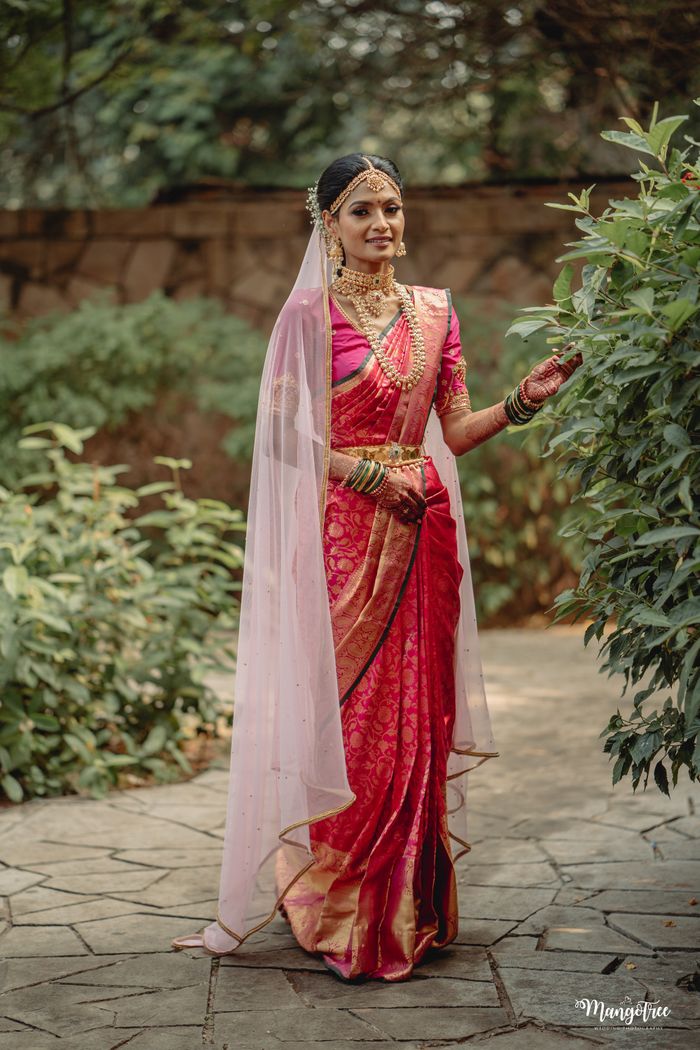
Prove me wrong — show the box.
[395,241,407,257]
[328,237,344,266]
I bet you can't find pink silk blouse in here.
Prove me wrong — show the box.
[329,291,472,417]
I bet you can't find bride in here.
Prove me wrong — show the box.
[172,152,582,981]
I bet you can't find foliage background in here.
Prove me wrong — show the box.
[1,1,699,207]
[507,106,700,789]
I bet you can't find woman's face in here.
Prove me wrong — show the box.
[323,183,405,273]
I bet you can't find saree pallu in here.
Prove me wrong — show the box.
[276,287,470,981]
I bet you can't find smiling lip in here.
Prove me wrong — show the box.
[366,238,392,245]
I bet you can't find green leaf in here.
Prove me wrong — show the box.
[646,114,688,157]
[660,298,699,332]
[553,264,574,304]
[1,773,23,803]
[600,129,656,157]
[626,288,654,315]
[634,526,700,546]
[141,724,168,756]
[505,317,551,339]
[3,565,29,598]
[663,424,690,449]
[653,760,670,796]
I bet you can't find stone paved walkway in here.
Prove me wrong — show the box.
[0,626,698,1049]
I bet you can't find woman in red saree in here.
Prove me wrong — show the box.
[172,154,582,981]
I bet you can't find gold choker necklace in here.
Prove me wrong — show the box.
[331,267,426,391]
[333,266,395,317]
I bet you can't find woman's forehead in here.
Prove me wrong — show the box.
[342,185,402,209]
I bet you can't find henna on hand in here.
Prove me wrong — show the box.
[523,342,583,404]
[376,465,426,524]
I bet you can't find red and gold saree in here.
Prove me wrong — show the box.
[275,287,493,981]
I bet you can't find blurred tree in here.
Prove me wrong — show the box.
[0,0,698,206]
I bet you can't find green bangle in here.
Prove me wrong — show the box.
[364,464,387,495]
[351,461,370,491]
[344,459,368,489]
[350,458,375,492]
[359,461,383,493]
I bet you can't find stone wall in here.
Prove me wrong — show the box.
[0,178,629,332]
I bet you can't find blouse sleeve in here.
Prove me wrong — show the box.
[434,294,472,418]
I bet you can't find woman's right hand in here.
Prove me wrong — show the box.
[375,465,427,524]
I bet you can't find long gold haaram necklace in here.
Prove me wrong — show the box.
[331,265,426,391]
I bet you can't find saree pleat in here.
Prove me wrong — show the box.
[276,287,471,981]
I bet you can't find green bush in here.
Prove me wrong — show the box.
[0,290,266,486]
[0,423,245,803]
[454,296,588,623]
[508,101,700,792]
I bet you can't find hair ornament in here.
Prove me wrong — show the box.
[305,180,323,230]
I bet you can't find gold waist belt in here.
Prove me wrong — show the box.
[332,441,426,466]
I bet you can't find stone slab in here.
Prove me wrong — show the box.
[213,965,305,1010]
[0,923,88,957]
[643,836,700,860]
[459,862,560,887]
[542,838,652,863]
[0,982,139,1036]
[270,970,500,1008]
[490,937,620,973]
[457,885,556,921]
[607,912,700,951]
[114,847,222,868]
[111,1030,205,1050]
[59,951,211,988]
[0,1034,133,1050]
[559,861,700,891]
[21,856,156,877]
[411,945,492,981]
[465,839,549,864]
[14,801,218,851]
[218,945,328,972]
[41,868,167,894]
[74,913,198,954]
[351,1005,509,1041]
[587,890,700,916]
[469,1028,604,1049]
[113,864,221,907]
[512,903,652,954]
[11,897,154,926]
[109,979,210,1027]
[0,954,134,993]
[214,1006,393,1042]
[567,1031,692,1049]
[669,816,700,838]
[9,885,101,917]
[498,967,651,1027]
[0,869,44,895]
[454,918,519,945]
[0,842,111,868]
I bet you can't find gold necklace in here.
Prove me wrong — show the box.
[333,265,395,318]
[331,277,426,391]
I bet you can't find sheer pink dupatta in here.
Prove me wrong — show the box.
[172,228,495,955]
[173,229,355,954]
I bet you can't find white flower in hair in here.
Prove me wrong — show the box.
[305,180,322,230]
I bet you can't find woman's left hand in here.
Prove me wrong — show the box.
[522,342,584,404]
